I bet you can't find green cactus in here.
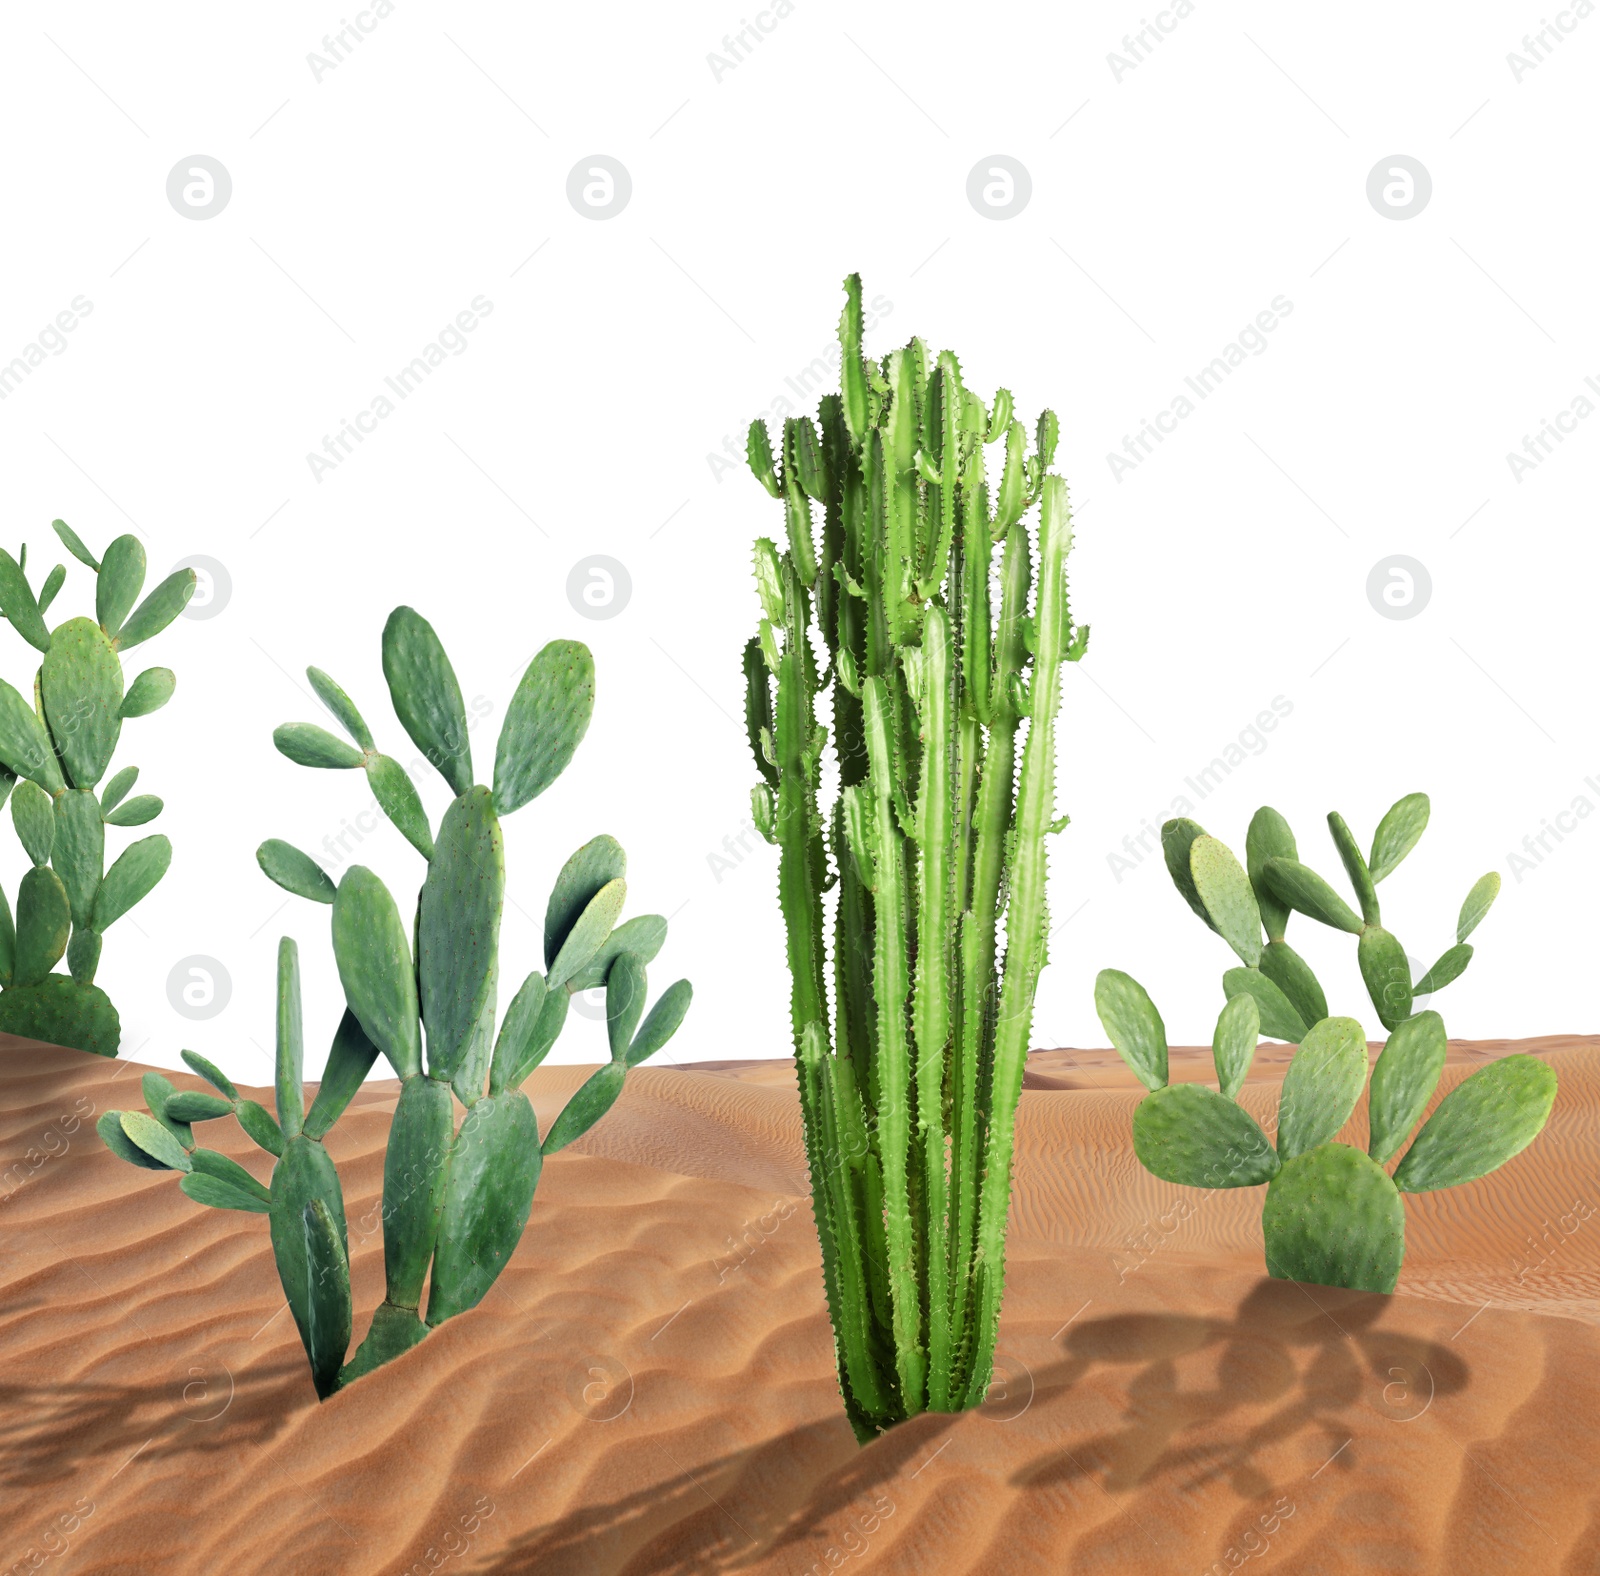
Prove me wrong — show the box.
[743,275,1085,1439]
[0,522,193,1055]
[98,608,692,1397]
[1095,795,1557,1293]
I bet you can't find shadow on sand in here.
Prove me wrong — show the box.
[0,1357,309,1491]
[478,1277,1468,1573]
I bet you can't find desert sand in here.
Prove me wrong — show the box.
[1,1031,1596,1574]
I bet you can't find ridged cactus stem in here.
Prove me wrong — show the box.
[911,604,954,1405]
[948,520,1032,1354]
[774,565,827,1040]
[862,674,924,1413]
[745,277,1082,1438]
[964,476,1072,1405]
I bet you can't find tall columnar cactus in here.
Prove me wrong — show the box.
[98,608,692,1397]
[1095,795,1557,1293]
[744,276,1087,1439]
[0,520,193,1055]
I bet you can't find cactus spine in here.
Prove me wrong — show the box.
[0,520,193,1055]
[99,608,692,1398]
[1096,795,1557,1293]
[745,276,1085,1437]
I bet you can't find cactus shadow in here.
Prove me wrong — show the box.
[477,1409,954,1574]
[0,1357,308,1489]
[1015,1277,1469,1500]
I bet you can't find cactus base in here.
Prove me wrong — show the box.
[1262,1142,1405,1294]
[340,1300,430,1389]
[0,975,120,1057]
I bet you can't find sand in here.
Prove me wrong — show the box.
[1,1032,1596,1574]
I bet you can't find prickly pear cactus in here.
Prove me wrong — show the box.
[98,608,692,1399]
[1095,795,1557,1294]
[743,276,1087,1439]
[0,521,192,1056]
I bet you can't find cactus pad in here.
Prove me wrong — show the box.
[541,1061,626,1155]
[51,520,100,572]
[1367,1010,1448,1164]
[331,866,421,1078]
[92,835,171,930]
[1212,992,1260,1100]
[380,1075,453,1310]
[96,1109,166,1168]
[365,753,433,858]
[52,791,104,928]
[1457,873,1500,943]
[493,640,595,815]
[1414,943,1471,995]
[41,618,123,788]
[1263,1143,1405,1292]
[544,836,625,968]
[0,677,64,793]
[547,878,626,992]
[1245,806,1297,942]
[13,780,55,865]
[13,867,71,986]
[1357,924,1412,1031]
[273,722,365,770]
[1262,857,1363,935]
[417,788,503,1081]
[564,913,668,993]
[120,667,175,719]
[1328,812,1379,925]
[268,1136,348,1392]
[1276,1015,1367,1160]
[381,606,473,796]
[1190,835,1263,965]
[1368,792,1429,884]
[625,978,693,1067]
[256,839,336,904]
[1161,818,1216,932]
[0,550,51,651]
[115,568,196,651]
[1393,1054,1558,1193]
[1131,1084,1280,1188]
[1093,968,1167,1091]
[1257,938,1328,1029]
[94,535,145,636]
[1220,966,1307,1043]
[303,1009,382,1140]
[307,667,374,750]
[300,1197,353,1399]
[426,1091,542,1324]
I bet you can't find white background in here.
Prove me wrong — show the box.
[1,1,1595,1080]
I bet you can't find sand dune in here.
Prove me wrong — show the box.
[1,1033,1596,1574]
